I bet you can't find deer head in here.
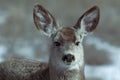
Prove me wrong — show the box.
[33,4,99,71]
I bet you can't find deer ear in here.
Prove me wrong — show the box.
[33,4,57,36]
[74,6,100,34]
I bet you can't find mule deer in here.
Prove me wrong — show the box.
[0,4,100,80]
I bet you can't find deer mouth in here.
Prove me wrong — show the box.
[64,61,73,65]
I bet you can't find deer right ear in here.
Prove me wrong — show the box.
[33,4,57,37]
[74,6,100,35]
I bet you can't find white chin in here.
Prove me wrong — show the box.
[64,62,72,65]
[63,62,79,70]
[68,63,80,70]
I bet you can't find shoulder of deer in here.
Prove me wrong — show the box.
[0,58,48,77]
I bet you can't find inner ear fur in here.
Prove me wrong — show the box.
[74,6,100,32]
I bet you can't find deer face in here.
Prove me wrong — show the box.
[51,27,84,66]
[33,4,100,69]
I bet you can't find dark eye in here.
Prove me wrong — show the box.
[54,41,61,46]
[75,42,80,46]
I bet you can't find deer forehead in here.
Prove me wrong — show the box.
[53,27,80,43]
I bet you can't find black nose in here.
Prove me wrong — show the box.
[62,54,75,63]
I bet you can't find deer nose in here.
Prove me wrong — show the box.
[62,54,75,63]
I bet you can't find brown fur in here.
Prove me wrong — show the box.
[52,27,76,44]
[0,58,48,80]
[60,27,76,42]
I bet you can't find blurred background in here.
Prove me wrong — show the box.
[0,0,120,80]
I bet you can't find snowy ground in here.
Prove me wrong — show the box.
[85,36,120,80]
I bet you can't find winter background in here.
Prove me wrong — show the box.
[0,0,120,80]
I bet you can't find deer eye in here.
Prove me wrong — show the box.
[75,42,80,46]
[54,41,61,46]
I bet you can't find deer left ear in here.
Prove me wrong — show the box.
[33,4,57,37]
[74,6,100,34]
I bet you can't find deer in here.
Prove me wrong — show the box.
[0,4,100,80]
